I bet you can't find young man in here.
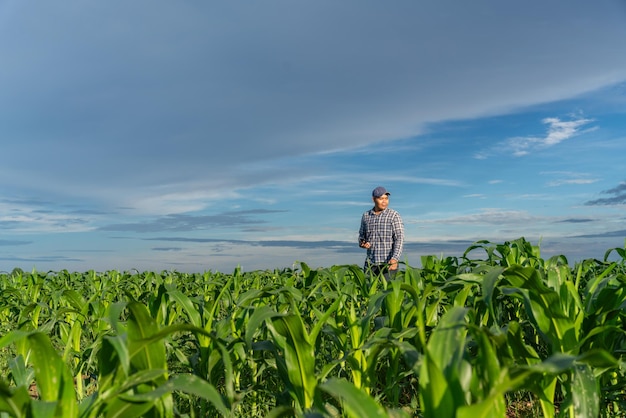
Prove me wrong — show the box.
[358,186,404,279]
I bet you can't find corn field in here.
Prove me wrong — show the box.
[1,237,626,417]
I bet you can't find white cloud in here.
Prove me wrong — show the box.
[0,201,95,233]
[419,209,539,225]
[547,178,599,187]
[478,116,596,158]
[541,170,600,187]
[542,117,594,146]
[507,136,541,157]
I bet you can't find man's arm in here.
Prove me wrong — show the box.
[389,212,404,266]
[358,214,368,248]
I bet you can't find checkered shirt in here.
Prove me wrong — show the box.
[358,207,404,265]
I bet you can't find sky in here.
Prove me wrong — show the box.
[1,0,626,273]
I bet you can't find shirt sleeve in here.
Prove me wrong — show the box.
[358,213,366,244]
[390,211,404,260]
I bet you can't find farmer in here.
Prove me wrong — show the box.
[358,186,404,280]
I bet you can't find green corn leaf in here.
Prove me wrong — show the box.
[100,334,131,378]
[164,286,202,327]
[8,355,32,388]
[587,283,626,322]
[426,306,467,378]
[576,348,619,368]
[572,363,599,418]
[245,305,280,348]
[126,301,167,374]
[106,302,128,335]
[309,296,341,343]
[525,352,577,374]
[474,327,504,393]
[504,321,540,362]
[168,374,230,416]
[27,332,79,418]
[584,262,617,305]
[214,339,236,404]
[0,381,30,417]
[604,245,626,261]
[270,314,317,410]
[265,405,296,418]
[479,266,506,317]
[319,378,389,418]
[118,374,230,416]
[419,307,468,418]
[31,400,57,418]
[61,289,87,312]
[577,325,625,352]
[456,392,506,418]
[233,288,266,315]
[103,399,155,418]
[100,369,171,418]
[0,330,30,351]
[62,321,83,364]
[419,353,455,418]
[116,369,170,393]
[501,270,578,353]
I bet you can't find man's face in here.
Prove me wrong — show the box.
[373,194,389,211]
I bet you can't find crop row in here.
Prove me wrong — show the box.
[0,237,625,417]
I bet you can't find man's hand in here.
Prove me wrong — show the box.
[389,259,398,270]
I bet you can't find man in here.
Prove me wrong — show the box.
[358,186,404,279]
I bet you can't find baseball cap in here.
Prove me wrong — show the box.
[372,186,390,197]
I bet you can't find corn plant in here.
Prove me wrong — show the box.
[0,237,626,416]
[0,300,230,418]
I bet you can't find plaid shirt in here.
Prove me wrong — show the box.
[359,207,404,265]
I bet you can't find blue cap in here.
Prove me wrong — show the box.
[372,186,390,197]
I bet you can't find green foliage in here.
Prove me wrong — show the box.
[0,237,625,417]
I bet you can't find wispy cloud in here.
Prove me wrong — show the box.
[585,181,626,205]
[418,209,539,225]
[0,255,84,263]
[542,117,594,146]
[382,175,464,187]
[575,229,626,238]
[475,116,595,158]
[99,209,286,233]
[543,171,600,187]
[142,236,478,257]
[547,178,599,186]
[0,198,113,234]
[0,211,93,233]
[0,240,32,246]
[557,218,594,223]
[510,117,595,156]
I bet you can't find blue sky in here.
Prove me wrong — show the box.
[1,1,626,273]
